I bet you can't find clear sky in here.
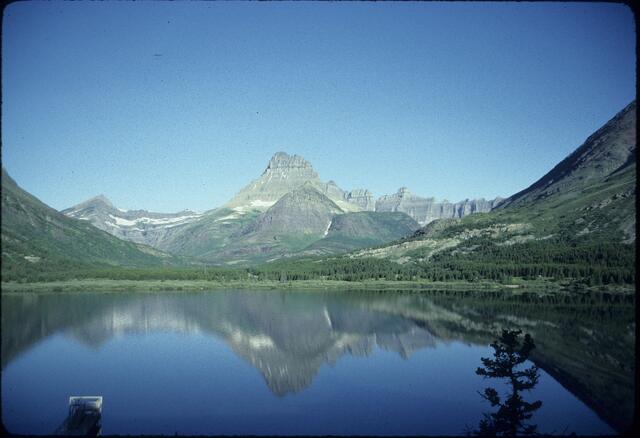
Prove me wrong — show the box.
[2,2,635,213]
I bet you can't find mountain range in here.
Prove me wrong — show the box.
[347,100,635,277]
[1,100,635,274]
[59,151,500,265]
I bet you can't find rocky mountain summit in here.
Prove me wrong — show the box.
[376,187,503,225]
[62,195,202,248]
[346,189,375,211]
[224,151,499,225]
[224,152,363,212]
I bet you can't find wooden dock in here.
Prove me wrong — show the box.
[55,396,102,436]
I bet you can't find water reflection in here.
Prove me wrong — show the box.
[474,329,542,436]
[1,289,634,432]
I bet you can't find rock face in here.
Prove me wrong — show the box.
[347,189,375,211]
[62,196,202,248]
[375,187,503,225]
[224,152,362,212]
[240,184,344,238]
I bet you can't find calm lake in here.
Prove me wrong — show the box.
[1,289,634,435]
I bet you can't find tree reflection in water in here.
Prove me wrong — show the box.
[474,329,542,437]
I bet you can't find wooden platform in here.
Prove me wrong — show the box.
[55,396,102,436]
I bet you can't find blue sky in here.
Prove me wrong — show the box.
[2,2,635,212]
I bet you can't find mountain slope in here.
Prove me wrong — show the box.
[225,152,363,212]
[167,188,421,264]
[297,101,636,286]
[301,211,420,255]
[62,195,202,248]
[210,185,345,264]
[241,183,344,237]
[1,169,176,280]
[154,207,262,259]
[500,101,636,209]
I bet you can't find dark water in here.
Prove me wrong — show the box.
[1,289,634,435]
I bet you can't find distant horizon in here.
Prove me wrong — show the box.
[2,2,635,212]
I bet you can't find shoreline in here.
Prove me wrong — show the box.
[1,278,633,294]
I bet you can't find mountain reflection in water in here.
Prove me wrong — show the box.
[1,289,634,433]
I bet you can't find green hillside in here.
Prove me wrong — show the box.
[204,185,344,265]
[302,211,419,255]
[157,207,261,259]
[176,188,421,266]
[1,169,178,281]
[253,101,636,286]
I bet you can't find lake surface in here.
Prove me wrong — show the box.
[1,289,634,435]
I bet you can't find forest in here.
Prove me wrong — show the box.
[2,238,634,287]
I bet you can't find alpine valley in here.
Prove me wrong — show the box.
[3,5,636,438]
[1,101,635,289]
[1,101,635,437]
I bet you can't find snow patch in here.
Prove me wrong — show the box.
[231,200,273,213]
[109,215,137,226]
[135,215,200,225]
[108,213,200,227]
[323,219,332,237]
[216,213,239,222]
[250,199,274,208]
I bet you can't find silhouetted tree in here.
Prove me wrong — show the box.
[474,329,542,436]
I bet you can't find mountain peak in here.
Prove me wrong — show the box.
[64,194,116,212]
[263,152,315,175]
[62,194,119,219]
[397,187,412,197]
[238,182,343,239]
[225,152,363,212]
[89,194,114,207]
